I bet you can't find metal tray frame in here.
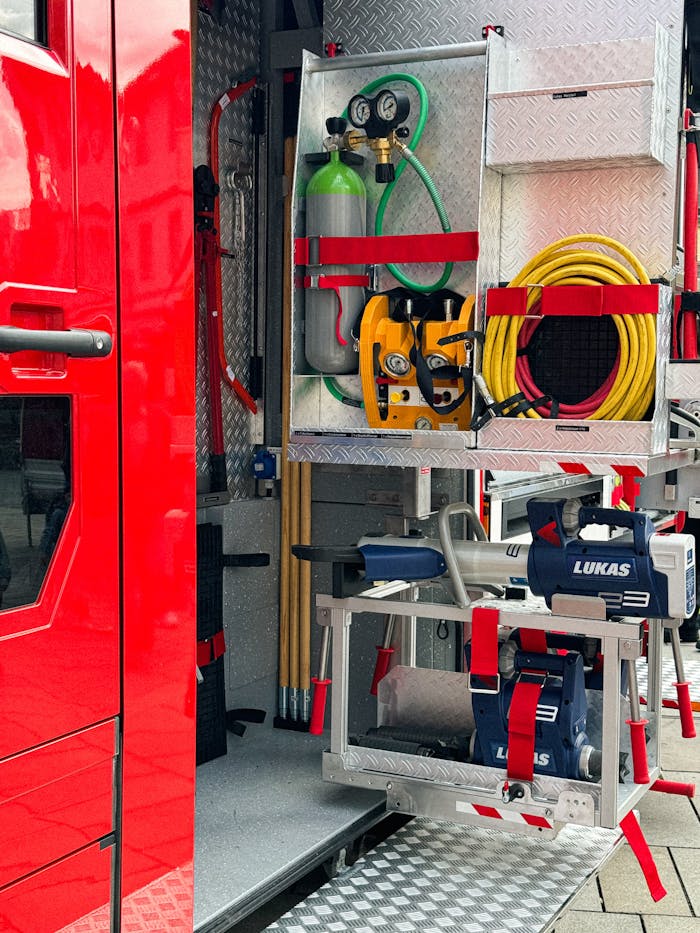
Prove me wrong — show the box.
[316,586,663,836]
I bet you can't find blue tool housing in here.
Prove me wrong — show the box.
[526,500,670,617]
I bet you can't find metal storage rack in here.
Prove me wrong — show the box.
[316,587,662,834]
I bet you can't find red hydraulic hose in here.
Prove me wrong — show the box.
[208,79,258,413]
[683,108,698,359]
[513,312,620,418]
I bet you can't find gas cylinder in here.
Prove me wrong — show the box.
[305,119,366,374]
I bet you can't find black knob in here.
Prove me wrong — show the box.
[396,126,410,139]
[375,162,395,184]
[326,117,347,135]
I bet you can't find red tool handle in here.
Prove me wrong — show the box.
[309,677,331,735]
[674,682,697,739]
[651,779,696,797]
[627,718,650,784]
[370,646,395,696]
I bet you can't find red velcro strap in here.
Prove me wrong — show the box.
[302,274,370,289]
[620,811,667,902]
[197,630,226,668]
[520,628,548,654]
[486,284,659,317]
[470,607,500,683]
[507,680,543,781]
[295,231,479,266]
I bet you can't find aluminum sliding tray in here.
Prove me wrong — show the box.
[267,815,623,933]
[316,588,663,834]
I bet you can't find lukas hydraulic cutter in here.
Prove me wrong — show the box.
[297,499,698,903]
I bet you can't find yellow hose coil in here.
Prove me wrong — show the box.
[482,235,656,421]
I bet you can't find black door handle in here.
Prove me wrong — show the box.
[0,325,112,358]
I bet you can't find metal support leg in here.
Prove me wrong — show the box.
[330,607,352,755]
[601,634,621,828]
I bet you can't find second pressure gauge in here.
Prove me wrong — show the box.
[348,94,371,128]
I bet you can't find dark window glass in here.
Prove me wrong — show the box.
[0,1,46,44]
[0,396,71,610]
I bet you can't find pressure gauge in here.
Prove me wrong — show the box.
[372,89,410,130]
[375,90,399,122]
[383,352,411,376]
[348,94,371,128]
[425,353,450,371]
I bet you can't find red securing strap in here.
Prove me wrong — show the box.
[507,680,543,781]
[197,630,226,668]
[620,811,667,902]
[520,628,548,654]
[470,607,500,688]
[295,231,479,266]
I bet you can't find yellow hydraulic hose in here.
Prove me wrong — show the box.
[482,235,656,420]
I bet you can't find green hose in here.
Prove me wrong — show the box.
[323,376,364,408]
[345,72,452,293]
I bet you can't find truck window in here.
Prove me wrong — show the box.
[0,395,71,610]
[0,1,46,44]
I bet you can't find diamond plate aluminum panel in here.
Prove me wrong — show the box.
[666,361,700,401]
[268,817,622,933]
[324,0,682,57]
[287,437,695,476]
[336,747,601,811]
[489,33,659,95]
[195,6,259,497]
[325,0,683,277]
[488,85,665,174]
[292,51,485,442]
[488,30,669,174]
[478,288,673,456]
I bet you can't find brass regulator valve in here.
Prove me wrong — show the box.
[344,89,411,183]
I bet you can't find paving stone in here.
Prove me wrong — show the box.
[598,845,691,915]
[643,918,700,933]
[636,784,700,847]
[553,910,643,933]
[566,876,603,912]
[670,847,700,914]
[661,722,700,771]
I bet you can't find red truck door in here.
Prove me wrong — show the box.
[0,0,119,927]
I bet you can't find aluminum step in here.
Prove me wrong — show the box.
[267,817,622,932]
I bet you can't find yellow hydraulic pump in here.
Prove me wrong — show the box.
[359,291,475,430]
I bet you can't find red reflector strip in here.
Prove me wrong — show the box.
[522,814,553,828]
[294,231,479,266]
[559,463,592,475]
[473,805,501,820]
[612,465,645,478]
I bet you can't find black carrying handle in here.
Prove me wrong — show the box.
[0,326,112,358]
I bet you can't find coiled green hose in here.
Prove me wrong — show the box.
[345,73,452,292]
